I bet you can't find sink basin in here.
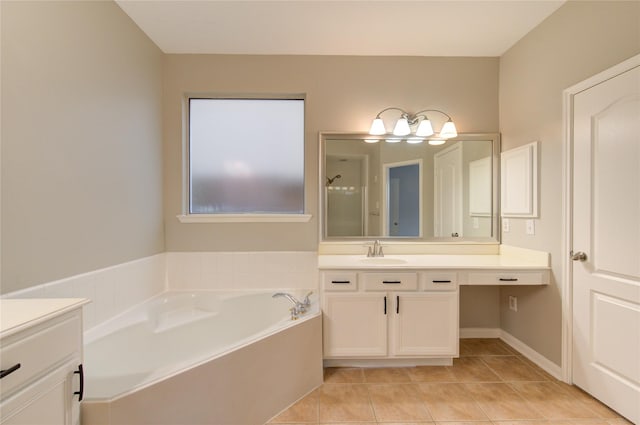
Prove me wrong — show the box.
[358,257,408,265]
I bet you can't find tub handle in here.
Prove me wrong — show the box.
[74,364,84,401]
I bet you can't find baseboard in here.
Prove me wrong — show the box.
[460,327,501,338]
[499,330,563,380]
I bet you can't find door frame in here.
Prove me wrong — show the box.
[433,142,463,238]
[381,158,423,237]
[561,53,640,384]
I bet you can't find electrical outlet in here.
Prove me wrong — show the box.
[526,219,535,235]
[509,296,518,312]
[502,218,510,233]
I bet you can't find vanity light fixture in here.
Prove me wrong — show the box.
[369,107,458,142]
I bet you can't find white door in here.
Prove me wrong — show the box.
[389,292,459,357]
[434,143,463,238]
[322,293,387,357]
[571,61,640,423]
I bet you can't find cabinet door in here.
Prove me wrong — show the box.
[323,293,387,357]
[390,292,459,356]
[0,360,79,425]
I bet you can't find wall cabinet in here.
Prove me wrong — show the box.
[1,302,85,425]
[322,271,459,361]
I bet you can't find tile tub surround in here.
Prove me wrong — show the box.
[268,339,628,425]
[1,251,319,331]
[1,254,165,330]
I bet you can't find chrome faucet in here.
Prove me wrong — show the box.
[366,240,384,257]
[272,291,313,320]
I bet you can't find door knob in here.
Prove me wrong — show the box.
[571,251,587,261]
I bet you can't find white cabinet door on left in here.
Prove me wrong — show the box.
[1,360,79,425]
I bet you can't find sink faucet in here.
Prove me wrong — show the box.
[272,291,313,320]
[366,240,384,258]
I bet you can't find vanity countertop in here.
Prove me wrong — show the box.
[318,245,550,270]
[0,298,90,339]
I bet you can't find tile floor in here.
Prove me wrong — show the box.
[268,339,630,425]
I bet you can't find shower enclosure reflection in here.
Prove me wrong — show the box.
[321,133,500,242]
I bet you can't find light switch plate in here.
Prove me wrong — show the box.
[526,219,535,235]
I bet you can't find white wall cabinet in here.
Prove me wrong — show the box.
[1,301,86,425]
[322,271,459,361]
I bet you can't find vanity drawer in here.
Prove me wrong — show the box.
[422,271,458,291]
[362,272,418,291]
[1,312,82,399]
[464,270,549,285]
[323,271,358,291]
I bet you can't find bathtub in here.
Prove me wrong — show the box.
[81,290,323,425]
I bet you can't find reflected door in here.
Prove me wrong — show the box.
[572,62,640,424]
[383,160,422,237]
[434,143,463,238]
[326,156,366,237]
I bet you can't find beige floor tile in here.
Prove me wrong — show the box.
[324,367,366,384]
[449,357,502,382]
[363,367,412,383]
[368,384,431,422]
[318,384,376,423]
[269,390,319,423]
[510,381,610,420]
[415,382,489,422]
[481,356,549,382]
[495,421,612,425]
[435,422,492,425]
[464,382,544,420]
[407,366,457,383]
[552,382,622,419]
[460,338,516,356]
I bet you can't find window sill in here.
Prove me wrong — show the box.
[176,214,312,223]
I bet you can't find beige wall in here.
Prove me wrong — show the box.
[1,1,165,294]
[499,1,640,364]
[163,55,499,251]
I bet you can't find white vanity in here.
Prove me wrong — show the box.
[0,299,88,425]
[318,245,549,366]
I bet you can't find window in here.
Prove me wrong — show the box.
[183,97,308,222]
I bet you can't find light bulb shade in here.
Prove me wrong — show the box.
[369,118,386,135]
[364,139,380,144]
[439,120,458,139]
[406,138,424,144]
[415,119,434,137]
[385,138,402,143]
[392,118,411,136]
[428,139,446,146]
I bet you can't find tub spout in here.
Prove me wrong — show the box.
[273,292,309,320]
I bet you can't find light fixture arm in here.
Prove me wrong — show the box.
[374,107,408,119]
[374,107,453,125]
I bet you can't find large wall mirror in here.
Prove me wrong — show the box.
[320,132,500,242]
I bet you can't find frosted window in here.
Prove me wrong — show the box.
[189,98,304,214]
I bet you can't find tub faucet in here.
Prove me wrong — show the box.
[366,240,384,257]
[272,291,313,320]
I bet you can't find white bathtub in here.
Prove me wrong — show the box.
[81,290,323,425]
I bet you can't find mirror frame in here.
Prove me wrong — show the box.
[319,132,501,243]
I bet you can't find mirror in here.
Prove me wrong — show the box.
[320,132,500,242]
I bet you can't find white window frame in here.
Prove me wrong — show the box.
[177,94,311,223]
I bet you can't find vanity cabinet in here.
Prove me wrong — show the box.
[0,300,86,425]
[322,271,459,360]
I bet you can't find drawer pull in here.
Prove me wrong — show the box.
[384,296,387,315]
[499,278,518,282]
[433,280,452,283]
[0,363,21,379]
[331,280,351,284]
[382,280,402,284]
[74,364,84,401]
[396,295,400,314]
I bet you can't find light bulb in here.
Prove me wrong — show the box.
[439,120,458,139]
[392,118,411,136]
[369,118,386,135]
[364,139,379,144]
[385,138,402,143]
[428,139,446,146]
[407,138,424,144]
[415,119,434,137]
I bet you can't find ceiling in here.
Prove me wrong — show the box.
[116,0,565,57]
